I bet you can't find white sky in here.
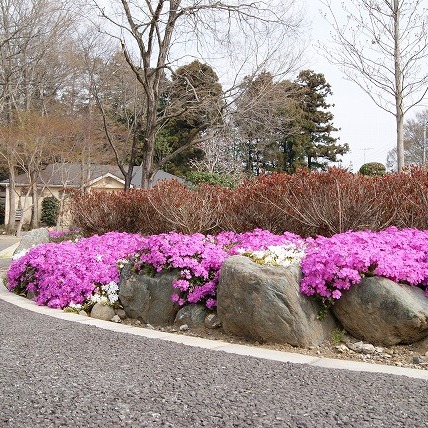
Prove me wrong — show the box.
[304,0,427,171]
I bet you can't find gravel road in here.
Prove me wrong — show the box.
[1,299,427,428]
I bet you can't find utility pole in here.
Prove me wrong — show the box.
[361,147,373,164]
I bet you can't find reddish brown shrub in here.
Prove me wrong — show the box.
[260,168,392,237]
[70,189,162,236]
[382,168,428,230]
[69,168,428,237]
[147,180,224,234]
[223,174,295,233]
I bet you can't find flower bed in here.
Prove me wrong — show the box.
[123,229,303,308]
[7,232,145,308]
[6,227,428,312]
[300,227,428,301]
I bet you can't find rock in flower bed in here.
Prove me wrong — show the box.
[217,256,337,347]
[332,276,428,345]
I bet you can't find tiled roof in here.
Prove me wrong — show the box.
[0,163,184,188]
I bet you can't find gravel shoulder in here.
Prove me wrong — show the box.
[124,319,428,371]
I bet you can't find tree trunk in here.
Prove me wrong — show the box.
[393,0,404,172]
[30,171,39,229]
[6,167,16,234]
[140,94,158,189]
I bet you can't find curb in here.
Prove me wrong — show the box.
[0,242,20,259]
[1,282,427,380]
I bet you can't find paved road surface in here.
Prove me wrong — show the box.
[0,235,19,273]
[1,297,427,428]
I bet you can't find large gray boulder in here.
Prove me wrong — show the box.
[332,277,428,346]
[118,270,179,326]
[217,256,337,347]
[14,227,50,255]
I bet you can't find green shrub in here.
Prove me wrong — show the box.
[359,162,386,177]
[186,171,239,188]
[41,196,59,226]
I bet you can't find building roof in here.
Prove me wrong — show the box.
[0,163,184,189]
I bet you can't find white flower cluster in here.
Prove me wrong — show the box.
[90,281,119,306]
[240,244,305,268]
[117,258,129,269]
[68,303,83,310]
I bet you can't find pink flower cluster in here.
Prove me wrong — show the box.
[134,229,303,308]
[300,227,428,300]
[48,229,78,238]
[7,232,144,308]
[9,226,428,312]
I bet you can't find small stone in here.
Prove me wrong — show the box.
[111,315,121,323]
[115,309,127,319]
[78,310,88,317]
[380,353,392,359]
[348,341,375,354]
[413,356,423,364]
[374,346,384,354]
[175,304,206,327]
[335,344,349,353]
[145,323,155,330]
[180,324,189,331]
[90,303,115,321]
[204,313,221,329]
[425,351,428,357]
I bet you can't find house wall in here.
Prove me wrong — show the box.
[4,186,63,227]
[90,176,125,191]
[4,178,125,227]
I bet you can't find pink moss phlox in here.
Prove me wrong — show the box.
[300,227,428,300]
[13,226,428,312]
[7,232,145,308]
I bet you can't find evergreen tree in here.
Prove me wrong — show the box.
[234,69,348,174]
[283,70,348,171]
[156,60,224,176]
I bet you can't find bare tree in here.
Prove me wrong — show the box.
[0,0,77,118]
[189,135,243,176]
[387,108,428,170]
[81,36,147,190]
[0,0,79,230]
[320,0,428,172]
[89,0,304,188]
